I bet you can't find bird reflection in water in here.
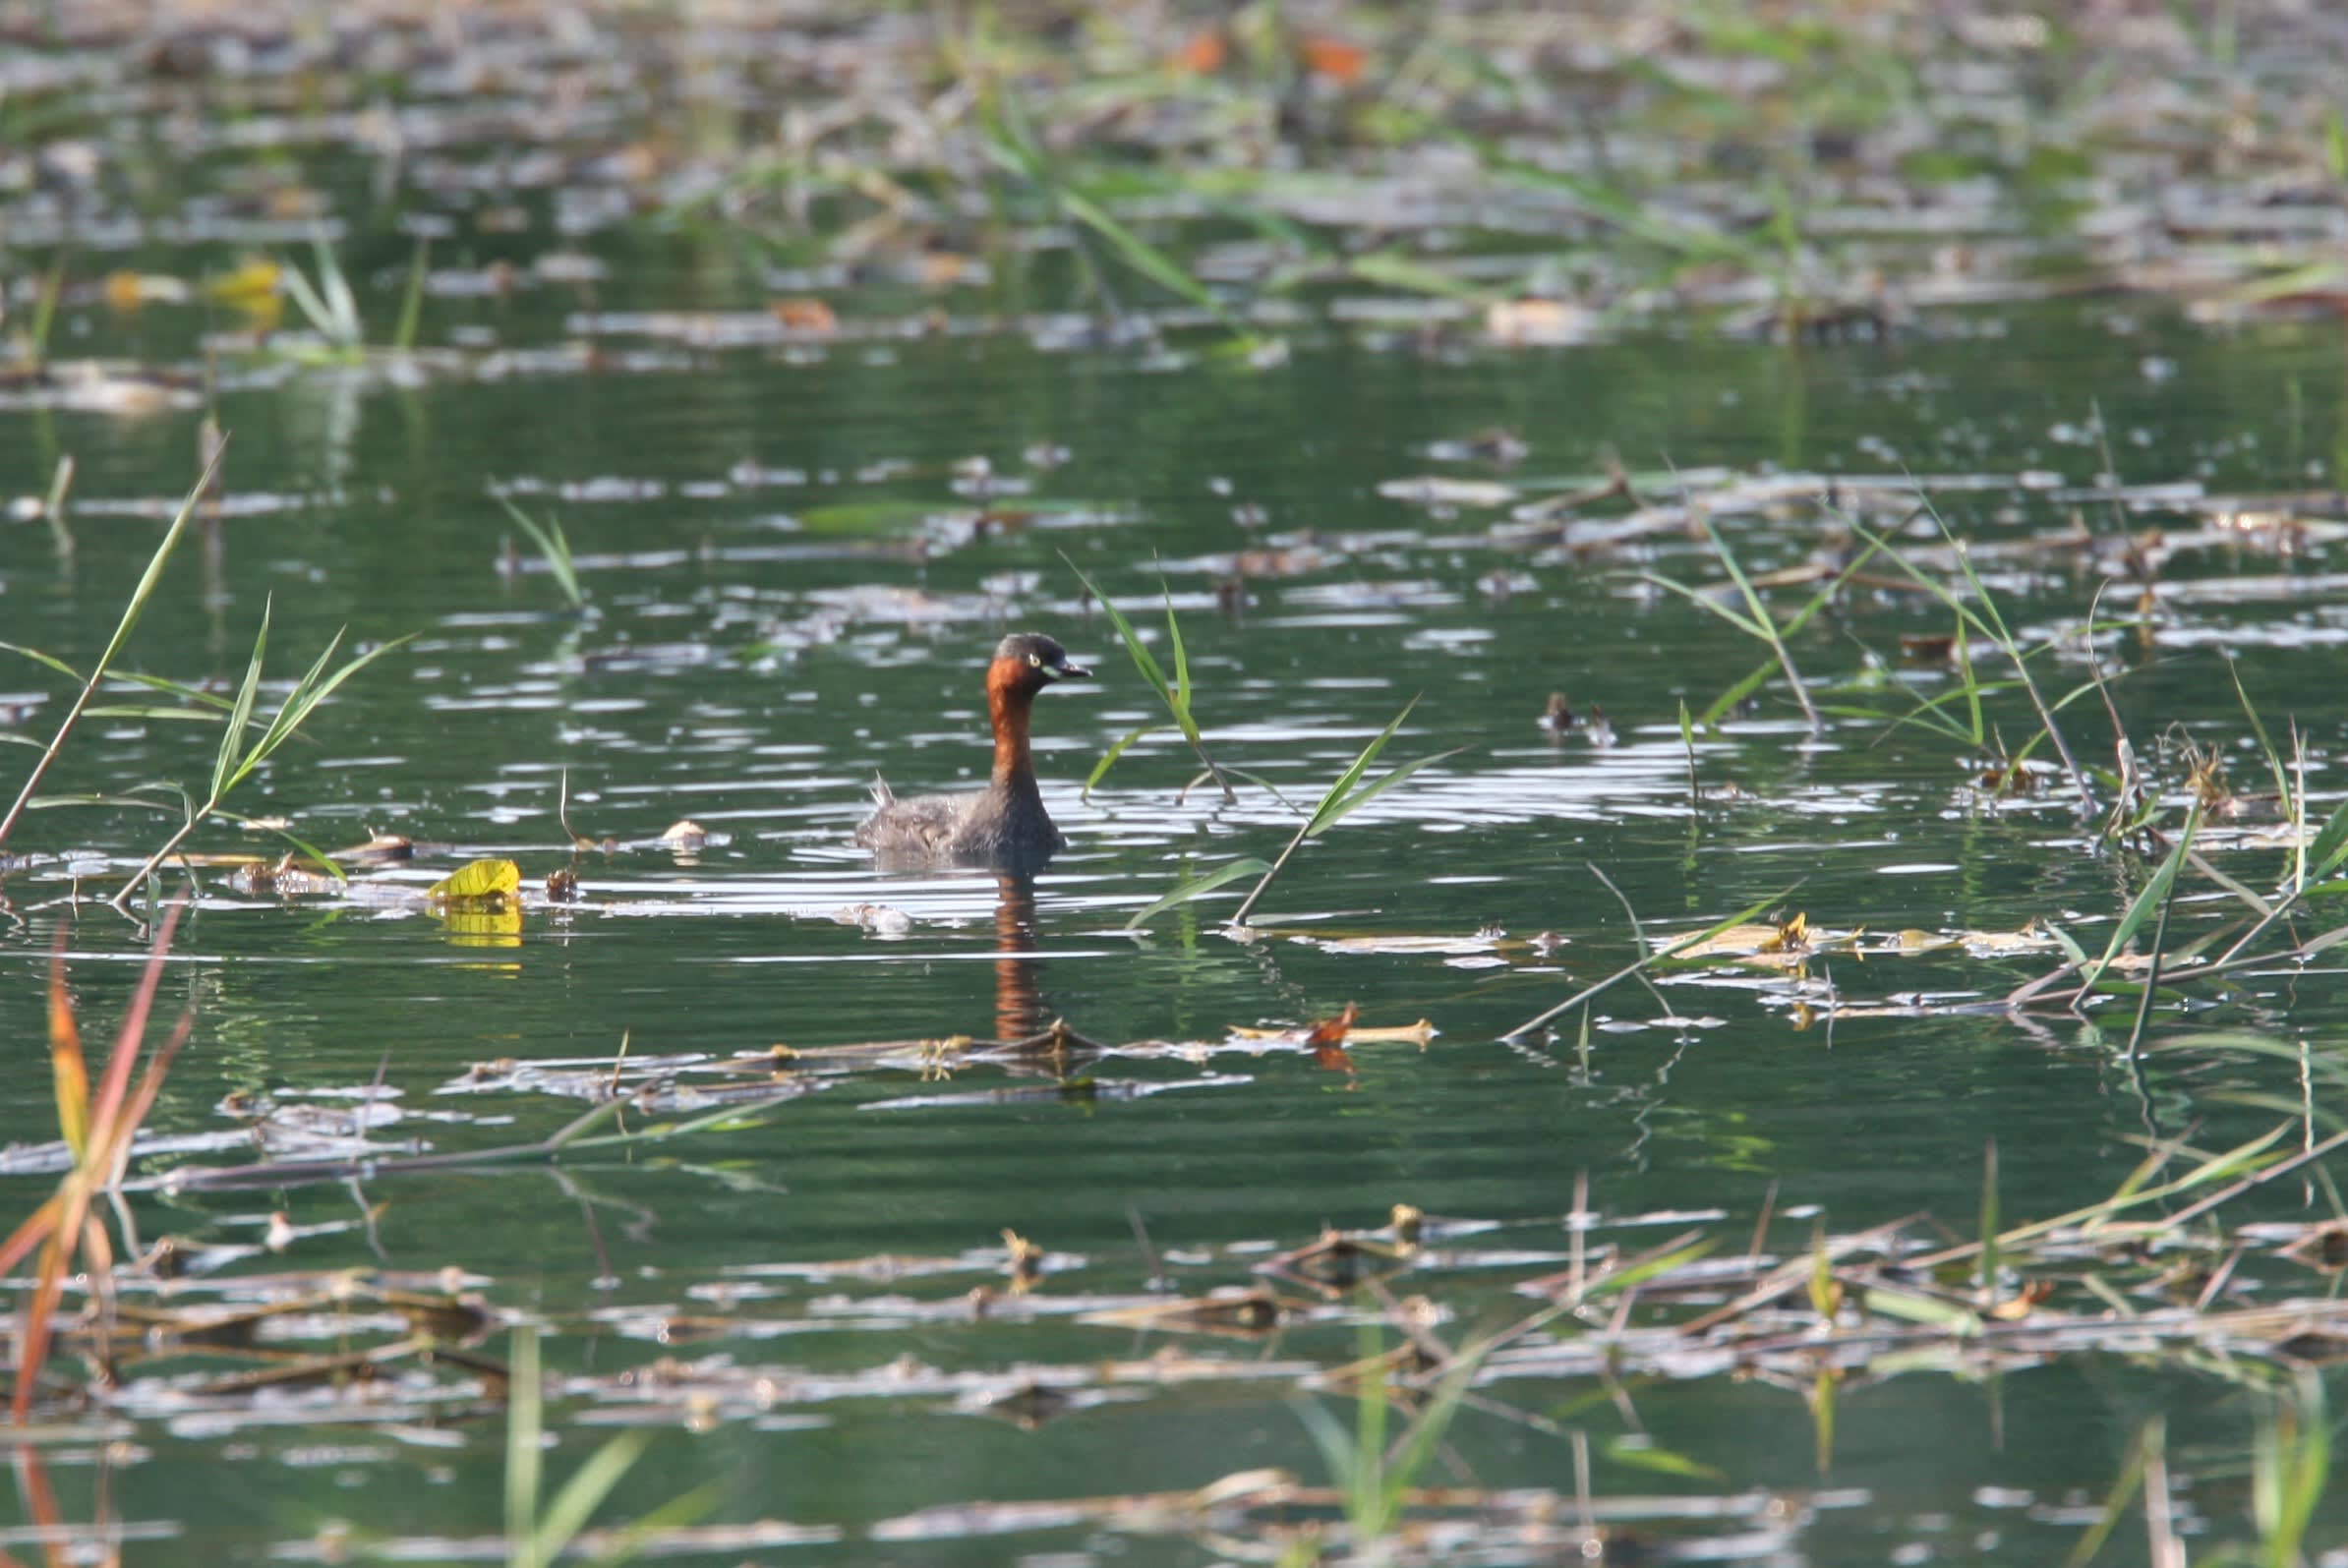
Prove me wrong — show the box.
[992,871,1043,1041]
[985,873,1100,1075]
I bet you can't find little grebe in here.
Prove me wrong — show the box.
[853,632,1091,867]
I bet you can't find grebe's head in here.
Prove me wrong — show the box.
[991,632,1090,691]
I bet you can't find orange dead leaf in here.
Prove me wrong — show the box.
[1307,1002,1359,1073]
[1172,29,1227,74]
[1305,1001,1359,1048]
[770,297,838,334]
[1296,33,1369,84]
[1986,1278,2055,1320]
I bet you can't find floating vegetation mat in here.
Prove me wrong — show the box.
[9,1080,2348,1561]
[8,0,2348,406]
[0,967,2334,1562]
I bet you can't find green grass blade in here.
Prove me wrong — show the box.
[82,706,229,725]
[1838,675,2022,744]
[314,234,362,344]
[279,255,337,340]
[1351,1323,1390,1531]
[1064,557,1175,706]
[578,1480,718,1568]
[1948,614,1985,743]
[1216,766,1306,815]
[28,256,63,369]
[1844,521,1996,640]
[1311,747,1467,838]
[88,454,225,692]
[2041,920,2089,968]
[222,818,349,883]
[1293,1396,1363,1499]
[1427,116,1748,261]
[1345,251,1487,303]
[1702,521,1784,640]
[0,644,87,683]
[211,598,270,803]
[505,1327,544,1568]
[393,235,430,353]
[1163,582,1194,732]
[1056,183,1231,324]
[25,791,188,814]
[1846,514,2094,808]
[1305,699,1420,837]
[1978,1138,2000,1298]
[225,631,413,797]
[529,1430,651,1567]
[1379,1367,1473,1527]
[499,497,583,609]
[1932,515,2018,645]
[1085,722,1165,796]
[1862,1286,1981,1333]
[270,632,411,745]
[1698,658,1777,729]
[2274,1375,2328,1564]
[1125,856,1275,930]
[2080,806,2199,998]
[1690,534,1885,729]
[2306,794,2348,882]
[1638,571,1768,640]
[0,645,241,715]
[2227,656,2291,818]
[1589,1238,1716,1300]
[227,628,344,792]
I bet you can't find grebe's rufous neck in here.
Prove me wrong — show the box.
[852,632,1091,869]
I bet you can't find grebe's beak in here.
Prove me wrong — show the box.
[1046,655,1091,681]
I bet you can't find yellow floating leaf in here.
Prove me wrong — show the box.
[202,257,282,307]
[427,858,521,905]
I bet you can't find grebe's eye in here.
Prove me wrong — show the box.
[1027,652,1042,668]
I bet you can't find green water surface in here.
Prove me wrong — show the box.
[3,258,2347,1563]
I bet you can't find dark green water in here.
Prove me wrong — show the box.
[5,268,2348,1563]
